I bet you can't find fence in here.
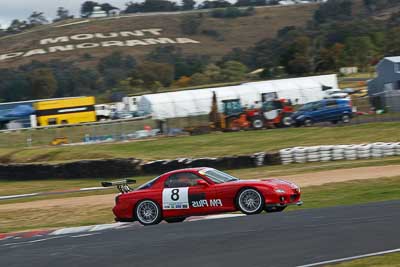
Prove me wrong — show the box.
[2,94,400,148]
[0,115,211,148]
[0,118,156,148]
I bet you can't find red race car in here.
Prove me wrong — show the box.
[102,167,302,225]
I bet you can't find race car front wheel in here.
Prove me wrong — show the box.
[135,200,162,226]
[236,188,264,215]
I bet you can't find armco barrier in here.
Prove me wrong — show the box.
[280,142,400,165]
[0,152,280,180]
[0,158,142,180]
[140,153,279,175]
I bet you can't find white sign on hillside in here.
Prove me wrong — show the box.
[0,28,201,61]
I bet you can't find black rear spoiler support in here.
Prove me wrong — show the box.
[101,179,136,193]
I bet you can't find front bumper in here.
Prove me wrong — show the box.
[265,200,303,208]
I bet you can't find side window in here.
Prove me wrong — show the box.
[313,102,323,110]
[164,172,203,188]
[326,100,337,107]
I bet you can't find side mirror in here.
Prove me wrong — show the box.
[197,180,209,187]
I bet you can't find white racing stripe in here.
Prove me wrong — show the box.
[297,248,400,267]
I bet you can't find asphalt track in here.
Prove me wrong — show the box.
[0,200,399,267]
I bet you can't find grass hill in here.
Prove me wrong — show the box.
[0,4,318,68]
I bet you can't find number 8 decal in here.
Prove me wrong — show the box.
[162,187,189,210]
[171,189,179,201]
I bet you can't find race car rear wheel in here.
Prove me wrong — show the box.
[236,188,264,215]
[165,217,186,223]
[135,200,162,226]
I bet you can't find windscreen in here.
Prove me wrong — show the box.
[201,169,239,184]
[299,102,315,111]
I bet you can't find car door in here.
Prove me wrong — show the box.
[325,100,339,120]
[162,172,218,217]
[310,101,325,122]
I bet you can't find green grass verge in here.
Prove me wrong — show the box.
[2,122,400,163]
[326,253,400,267]
[287,176,400,211]
[1,175,399,233]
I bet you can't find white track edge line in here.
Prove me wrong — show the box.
[296,248,400,267]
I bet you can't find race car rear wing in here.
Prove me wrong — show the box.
[101,179,136,193]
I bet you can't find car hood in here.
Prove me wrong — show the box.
[229,178,300,190]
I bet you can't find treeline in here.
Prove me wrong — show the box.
[2,0,400,103]
[0,46,251,103]
[224,0,400,76]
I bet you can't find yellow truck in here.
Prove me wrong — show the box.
[34,96,96,126]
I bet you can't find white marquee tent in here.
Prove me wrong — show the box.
[138,74,338,119]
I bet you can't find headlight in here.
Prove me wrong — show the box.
[275,189,285,194]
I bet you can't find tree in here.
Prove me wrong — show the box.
[0,70,31,102]
[203,64,222,82]
[100,3,118,14]
[235,0,266,6]
[54,7,73,22]
[0,25,6,37]
[220,61,248,81]
[344,36,376,71]
[314,0,353,24]
[28,11,48,26]
[318,43,346,72]
[7,19,29,33]
[385,27,400,56]
[146,46,209,79]
[125,0,179,13]
[28,69,57,99]
[190,73,210,85]
[130,62,175,91]
[81,1,99,17]
[182,0,196,10]
[282,36,314,75]
[97,51,136,87]
[199,0,231,9]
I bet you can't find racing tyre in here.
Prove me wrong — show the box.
[251,116,264,129]
[342,114,351,123]
[265,206,286,213]
[236,188,264,215]
[304,118,313,127]
[135,200,162,226]
[165,217,186,223]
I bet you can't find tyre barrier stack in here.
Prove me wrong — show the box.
[280,142,400,165]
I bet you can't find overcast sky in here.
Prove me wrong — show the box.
[0,0,134,27]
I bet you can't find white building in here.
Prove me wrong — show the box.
[90,6,107,18]
[138,74,338,120]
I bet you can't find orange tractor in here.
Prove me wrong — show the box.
[210,92,294,131]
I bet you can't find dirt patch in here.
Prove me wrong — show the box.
[0,194,115,211]
[1,164,400,212]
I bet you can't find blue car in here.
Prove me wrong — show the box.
[291,99,352,127]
